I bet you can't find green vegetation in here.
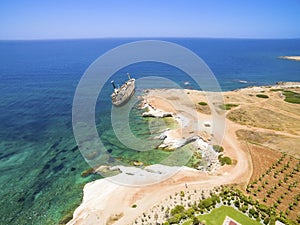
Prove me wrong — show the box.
[256,94,269,98]
[167,205,186,224]
[282,90,300,104]
[164,186,299,225]
[213,145,224,153]
[198,101,208,106]
[270,88,284,92]
[170,205,185,216]
[197,206,260,225]
[218,155,232,166]
[269,89,300,103]
[186,150,202,169]
[180,191,185,197]
[59,211,74,225]
[80,168,95,178]
[219,103,239,110]
[131,204,137,208]
[198,194,220,209]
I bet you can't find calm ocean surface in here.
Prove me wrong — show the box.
[0,38,300,224]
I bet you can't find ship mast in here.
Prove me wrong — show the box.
[111,80,116,90]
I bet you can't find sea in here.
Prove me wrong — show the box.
[0,38,300,225]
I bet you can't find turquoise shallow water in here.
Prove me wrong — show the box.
[0,38,300,224]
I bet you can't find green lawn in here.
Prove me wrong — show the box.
[196,206,260,225]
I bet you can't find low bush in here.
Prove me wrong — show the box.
[270,88,283,92]
[283,90,300,104]
[170,205,184,216]
[219,103,239,110]
[198,101,208,106]
[213,145,224,153]
[256,94,269,98]
[218,155,232,166]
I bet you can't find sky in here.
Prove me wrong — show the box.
[0,0,300,40]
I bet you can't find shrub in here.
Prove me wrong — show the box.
[198,194,220,211]
[218,155,232,166]
[270,88,283,92]
[198,101,208,106]
[131,204,137,208]
[263,216,270,225]
[219,103,239,110]
[170,205,184,216]
[213,145,224,153]
[198,198,214,209]
[167,213,182,224]
[284,97,300,104]
[258,204,270,213]
[191,216,200,225]
[234,200,240,208]
[186,208,195,217]
[241,205,248,213]
[180,191,185,197]
[249,208,259,218]
[256,94,269,98]
[283,90,300,104]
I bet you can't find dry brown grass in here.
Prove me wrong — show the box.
[266,98,300,116]
[227,106,300,135]
[246,144,282,183]
[236,129,300,158]
[226,87,300,137]
[223,92,257,104]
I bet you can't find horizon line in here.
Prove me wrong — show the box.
[1,36,300,41]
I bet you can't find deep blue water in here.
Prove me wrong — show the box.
[0,38,300,224]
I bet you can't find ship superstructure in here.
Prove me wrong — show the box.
[111,73,135,106]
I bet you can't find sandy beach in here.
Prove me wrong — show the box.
[67,82,300,225]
